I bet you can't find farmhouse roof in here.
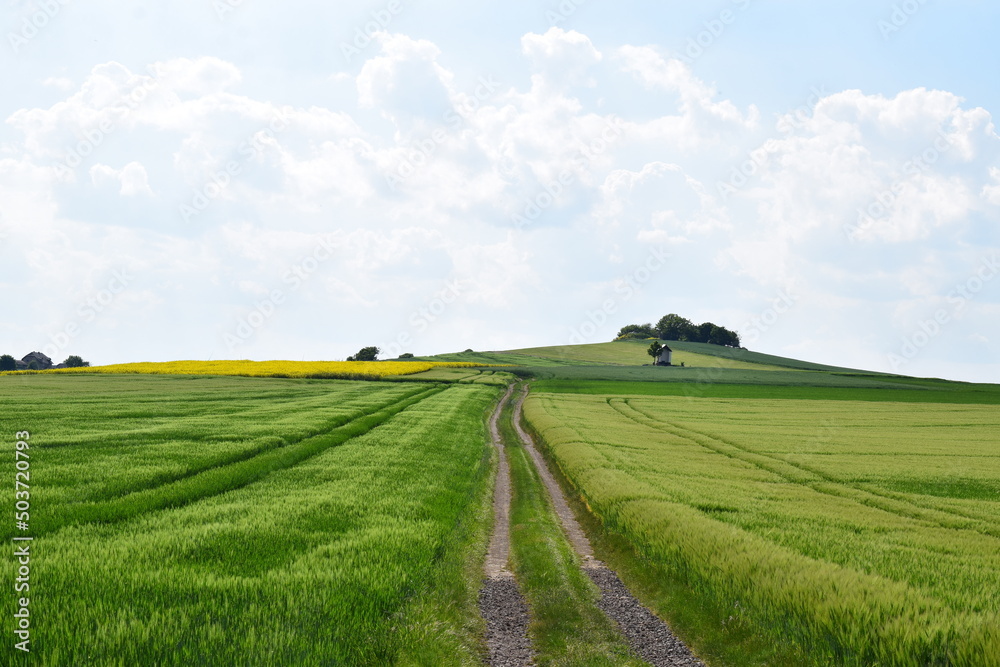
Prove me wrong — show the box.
[22,351,53,365]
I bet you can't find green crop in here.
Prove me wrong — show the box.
[1,375,498,665]
[522,392,1000,665]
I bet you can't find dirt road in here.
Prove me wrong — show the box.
[511,386,705,667]
[478,385,534,666]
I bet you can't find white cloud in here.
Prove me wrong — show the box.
[2,28,997,380]
[42,77,75,91]
[521,28,602,88]
[89,161,153,196]
[356,33,453,123]
[617,45,758,132]
[593,161,726,245]
[984,167,1000,205]
[720,87,997,274]
[155,57,242,96]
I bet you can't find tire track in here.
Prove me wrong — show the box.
[479,385,534,666]
[615,398,1000,541]
[512,387,704,667]
[84,386,431,503]
[27,386,445,538]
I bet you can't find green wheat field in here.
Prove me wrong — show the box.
[3,339,998,665]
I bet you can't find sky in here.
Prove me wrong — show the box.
[1,0,998,382]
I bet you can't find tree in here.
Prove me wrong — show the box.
[0,355,15,371]
[63,355,90,368]
[647,341,664,364]
[26,361,39,371]
[397,353,414,359]
[346,346,380,362]
[695,322,716,343]
[656,314,695,341]
[615,323,656,340]
[616,314,741,348]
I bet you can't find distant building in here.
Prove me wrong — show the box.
[656,344,673,366]
[14,360,27,370]
[21,351,53,370]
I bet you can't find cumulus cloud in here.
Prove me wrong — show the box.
[356,33,453,125]
[593,161,725,244]
[89,161,153,196]
[617,45,758,135]
[521,28,602,88]
[745,88,996,246]
[2,29,997,379]
[984,167,1000,205]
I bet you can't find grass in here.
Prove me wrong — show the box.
[414,350,577,367]
[521,391,1000,665]
[2,375,500,665]
[531,377,1000,404]
[661,340,885,373]
[30,386,444,538]
[516,407,812,667]
[417,340,804,370]
[7,344,996,665]
[417,341,932,395]
[0,375,427,527]
[423,338,883,374]
[422,340,793,371]
[390,367,515,385]
[395,387,500,666]
[509,340,789,370]
[499,386,646,666]
[524,366,914,387]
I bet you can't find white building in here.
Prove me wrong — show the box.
[656,344,673,366]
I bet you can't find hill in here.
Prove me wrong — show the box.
[414,339,894,380]
[418,340,773,369]
[408,339,1000,401]
[420,339,880,373]
[507,340,787,370]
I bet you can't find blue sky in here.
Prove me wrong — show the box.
[1,0,998,381]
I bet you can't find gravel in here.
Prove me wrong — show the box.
[479,385,535,666]
[513,386,705,667]
[587,567,705,667]
[477,385,704,666]
[484,385,515,579]
[479,574,534,667]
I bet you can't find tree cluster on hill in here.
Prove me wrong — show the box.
[615,314,741,348]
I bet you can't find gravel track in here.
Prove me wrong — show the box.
[512,387,704,667]
[587,568,705,666]
[478,575,534,667]
[478,385,534,666]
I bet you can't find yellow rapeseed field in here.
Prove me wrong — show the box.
[3,360,487,380]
